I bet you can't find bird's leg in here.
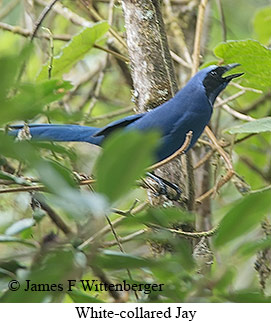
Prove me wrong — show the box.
[146,172,167,196]
[153,174,182,201]
[146,172,182,201]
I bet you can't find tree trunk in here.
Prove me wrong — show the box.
[121,0,190,208]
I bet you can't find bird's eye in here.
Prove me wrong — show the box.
[210,71,217,76]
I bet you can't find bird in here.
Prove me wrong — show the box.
[9,63,243,198]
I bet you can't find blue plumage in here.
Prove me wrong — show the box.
[9,64,243,162]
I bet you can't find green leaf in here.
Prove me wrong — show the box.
[31,142,76,160]
[237,238,271,257]
[0,45,33,103]
[0,133,39,163]
[68,289,104,303]
[253,7,271,45]
[226,117,271,134]
[95,250,150,269]
[214,190,271,247]
[0,235,37,248]
[214,269,236,292]
[1,79,72,125]
[145,207,195,227]
[1,249,83,302]
[214,40,271,90]
[0,260,26,278]
[37,22,109,80]
[47,190,108,220]
[5,219,36,236]
[37,159,77,193]
[222,290,271,303]
[0,47,71,125]
[95,130,159,202]
[0,171,29,185]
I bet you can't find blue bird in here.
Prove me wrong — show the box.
[9,64,243,198]
[9,64,242,160]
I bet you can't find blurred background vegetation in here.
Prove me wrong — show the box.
[0,0,271,303]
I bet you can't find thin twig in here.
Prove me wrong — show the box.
[194,149,214,169]
[84,65,107,116]
[0,178,96,194]
[86,107,133,123]
[170,50,191,69]
[83,0,119,120]
[33,0,128,60]
[196,169,233,203]
[107,0,115,25]
[216,96,255,122]
[111,199,140,216]
[33,193,74,236]
[94,44,129,62]
[220,103,254,122]
[240,156,270,182]
[35,0,92,27]
[78,218,124,250]
[42,27,54,79]
[198,138,217,149]
[230,82,263,94]
[91,265,123,301]
[186,150,195,211]
[147,131,193,171]
[79,0,127,49]
[0,236,38,248]
[105,214,139,299]
[164,0,192,65]
[0,184,47,194]
[216,0,227,41]
[196,126,234,203]
[150,223,218,238]
[78,201,149,250]
[31,0,59,41]
[204,128,233,172]
[250,185,271,194]
[242,92,271,114]
[191,0,208,76]
[15,0,59,85]
[195,130,259,170]
[0,22,129,61]
[233,133,255,145]
[65,66,106,101]
[0,21,70,40]
[215,91,246,108]
[103,229,145,247]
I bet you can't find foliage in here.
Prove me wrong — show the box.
[0,0,271,304]
[37,22,109,80]
[226,117,271,134]
[214,39,271,90]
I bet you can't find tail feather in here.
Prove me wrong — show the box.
[8,124,103,146]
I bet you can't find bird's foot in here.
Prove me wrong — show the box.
[146,172,181,201]
[146,172,167,196]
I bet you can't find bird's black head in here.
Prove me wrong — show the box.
[203,63,244,104]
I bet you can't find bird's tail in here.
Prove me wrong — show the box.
[8,124,103,146]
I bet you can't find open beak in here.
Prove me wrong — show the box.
[222,63,244,82]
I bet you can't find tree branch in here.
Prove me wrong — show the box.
[192,0,208,76]
[31,0,59,41]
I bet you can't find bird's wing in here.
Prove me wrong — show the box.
[93,113,146,137]
[161,113,193,146]
[161,109,209,153]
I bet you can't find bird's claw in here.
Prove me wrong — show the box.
[146,172,182,201]
[166,182,182,201]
